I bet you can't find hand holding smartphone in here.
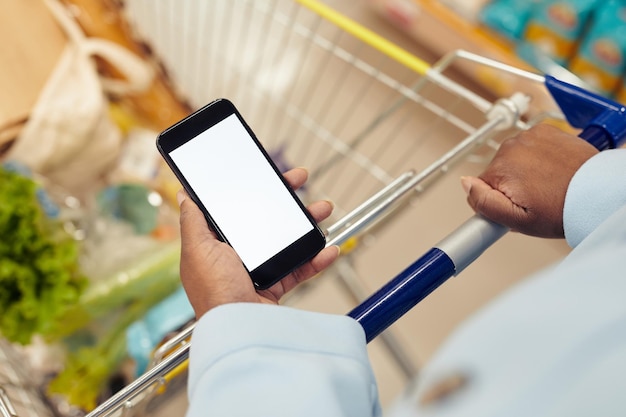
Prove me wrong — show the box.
[157,99,326,290]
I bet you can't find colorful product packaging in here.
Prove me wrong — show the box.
[569,0,626,96]
[480,0,542,40]
[523,0,599,65]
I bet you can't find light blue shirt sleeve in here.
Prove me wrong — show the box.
[563,149,626,248]
[186,303,381,417]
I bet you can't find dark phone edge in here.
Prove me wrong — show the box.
[251,228,326,290]
[156,98,224,153]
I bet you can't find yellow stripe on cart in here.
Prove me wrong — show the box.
[296,0,432,76]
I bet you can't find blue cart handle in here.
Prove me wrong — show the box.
[349,78,626,343]
[348,215,508,343]
[545,75,626,149]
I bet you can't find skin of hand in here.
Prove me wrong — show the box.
[177,167,340,319]
[461,124,598,238]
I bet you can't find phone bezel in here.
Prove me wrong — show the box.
[156,98,326,289]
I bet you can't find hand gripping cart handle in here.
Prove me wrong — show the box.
[350,75,626,342]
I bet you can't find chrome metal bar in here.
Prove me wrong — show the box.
[433,49,546,84]
[85,343,190,417]
[326,171,415,238]
[326,115,506,248]
[149,323,195,368]
[435,215,509,275]
[425,69,493,113]
[0,388,17,417]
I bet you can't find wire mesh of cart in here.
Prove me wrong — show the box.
[0,339,57,417]
[117,0,525,306]
[127,0,532,232]
[7,0,626,416]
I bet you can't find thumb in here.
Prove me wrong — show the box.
[461,176,526,230]
[177,190,218,247]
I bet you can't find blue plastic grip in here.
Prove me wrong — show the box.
[347,248,456,342]
[545,75,626,150]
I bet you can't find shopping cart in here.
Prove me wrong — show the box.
[118,0,511,390]
[3,0,626,416]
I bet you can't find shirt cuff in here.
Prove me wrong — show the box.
[188,303,368,393]
[563,149,626,248]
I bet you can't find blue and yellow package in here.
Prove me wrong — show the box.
[480,0,542,41]
[569,0,626,96]
[523,0,600,65]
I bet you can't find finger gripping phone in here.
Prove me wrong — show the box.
[157,98,326,289]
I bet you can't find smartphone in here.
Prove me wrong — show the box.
[156,98,326,289]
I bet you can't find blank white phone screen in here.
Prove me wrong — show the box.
[170,114,314,271]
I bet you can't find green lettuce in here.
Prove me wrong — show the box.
[0,166,87,344]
